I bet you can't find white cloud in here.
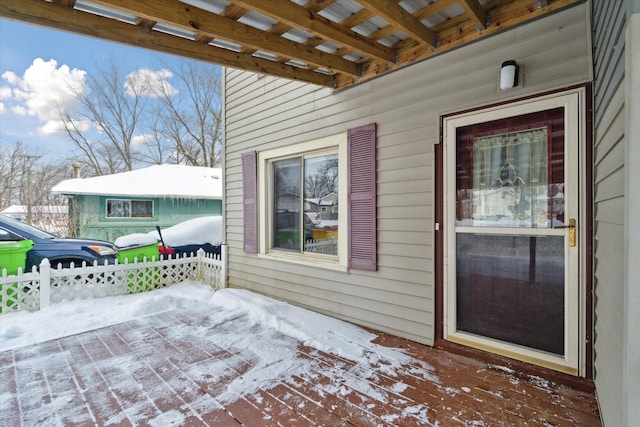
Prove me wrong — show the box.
[1,58,87,134]
[131,133,154,146]
[38,119,66,135]
[39,117,94,136]
[125,68,177,98]
[0,86,12,100]
[2,70,20,85]
[0,102,5,115]
[10,105,28,115]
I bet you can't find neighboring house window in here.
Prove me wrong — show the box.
[242,123,376,271]
[106,199,153,218]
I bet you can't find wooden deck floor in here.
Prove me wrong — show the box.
[1,308,601,426]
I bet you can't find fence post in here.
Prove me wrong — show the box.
[197,248,205,281]
[39,259,51,309]
[221,242,228,289]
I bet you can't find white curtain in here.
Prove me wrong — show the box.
[471,127,548,227]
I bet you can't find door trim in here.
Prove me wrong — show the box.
[438,87,589,376]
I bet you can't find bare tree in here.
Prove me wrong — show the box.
[305,156,339,198]
[59,60,149,175]
[0,141,69,229]
[148,61,223,167]
[0,141,25,209]
[58,58,223,174]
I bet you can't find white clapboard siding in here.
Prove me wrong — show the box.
[591,1,630,423]
[223,4,591,345]
[593,83,627,425]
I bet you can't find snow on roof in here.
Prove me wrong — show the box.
[51,164,222,199]
[1,205,67,214]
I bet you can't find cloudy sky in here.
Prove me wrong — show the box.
[0,19,206,160]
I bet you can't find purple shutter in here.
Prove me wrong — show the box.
[242,151,258,253]
[348,123,377,271]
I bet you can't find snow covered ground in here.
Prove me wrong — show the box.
[0,281,437,407]
[0,282,601,426]
[0,281,215,352]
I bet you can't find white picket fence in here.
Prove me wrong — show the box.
[304,237,338,255]
[0,245,227,314]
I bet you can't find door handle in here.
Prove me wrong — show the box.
[554,218,576,247]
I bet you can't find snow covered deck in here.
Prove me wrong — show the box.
[1,286,600,426]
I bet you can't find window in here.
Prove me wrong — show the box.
[272,152,339,255]
[261,136,346,266]
[106,199,153,218]
[0,228,20,241]
[242,123,377,271]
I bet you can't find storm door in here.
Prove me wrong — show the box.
[443,91,585,375]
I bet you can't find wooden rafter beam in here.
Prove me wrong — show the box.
[0,0,334,87]
[1,0,586,91]
[51,0,76,7]
[414,0,458,20]
[336,0,582,88]
[135,17,156,32]
[339,8,375,29]
[459,0,487,29]
[228,0,396,63]
[255,1,339,65]
[220,4,247,21]
[357,0,437,47]
[89,0,360,76]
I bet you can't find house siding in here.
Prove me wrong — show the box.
[591,1,640,426]
[592,83,625,427]
[223,4,591,345]
[592,0,626,127]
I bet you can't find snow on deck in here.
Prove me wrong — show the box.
[0,283,601,426]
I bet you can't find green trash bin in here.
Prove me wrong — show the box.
[116,242,159,293]
[0,240,33,274]
[0,239,34,313]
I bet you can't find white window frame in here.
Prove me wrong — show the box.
[105,199,154,218]
[258,133,348,271]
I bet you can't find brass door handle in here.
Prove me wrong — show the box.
[554,218,576,247]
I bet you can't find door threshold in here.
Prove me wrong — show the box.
[445,332,579,376]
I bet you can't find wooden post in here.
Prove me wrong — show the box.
[221,243,228,289]
[39,259,51,309]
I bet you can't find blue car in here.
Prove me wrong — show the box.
[0,214,118,270]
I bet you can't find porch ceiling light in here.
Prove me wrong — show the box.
[500,60,519,90]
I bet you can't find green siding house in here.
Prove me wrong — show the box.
[52,165,222,241]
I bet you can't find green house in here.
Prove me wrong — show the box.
[52,165,222,241]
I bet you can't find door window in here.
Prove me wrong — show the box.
[455,109,566,354]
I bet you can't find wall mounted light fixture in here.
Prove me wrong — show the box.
[500,60,519,90]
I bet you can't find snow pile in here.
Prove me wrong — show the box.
[114,232,158,248]
[0,280,214,351]
[204,288,439,406]
[114,216,223,248]
[0,283,440,424]
[153,215,223,246]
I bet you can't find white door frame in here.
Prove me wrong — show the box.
[442,88,588,376]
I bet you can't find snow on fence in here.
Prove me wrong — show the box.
[0,245,227,314]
